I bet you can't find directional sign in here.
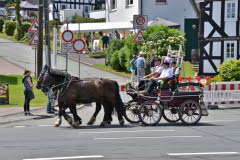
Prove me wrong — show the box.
[62,30,74,43]
[72,39,86,52]
[28,20,39,32]
[61,43,74,53]
[133,30,144,42]
[133,15,148,30]
[29,33,38,45]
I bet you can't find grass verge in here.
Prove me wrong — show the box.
[0,33,29,45]
[180,61,196,78]
[0,75,47,107]
[94,64,131,78]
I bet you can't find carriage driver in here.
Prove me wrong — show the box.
[138,58,163,90]
[144,62,173,96]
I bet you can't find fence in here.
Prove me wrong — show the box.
[0,84,9,104]
[203,82,240,107]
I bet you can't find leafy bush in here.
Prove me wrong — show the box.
[119,47,127,71]
[4,20,16,36]
[0,19,4,33]
[22,22,31,33]
[88,51,106,58]
[110,50,122,71]
[141,25,185,56]
[210,75,222,83]
[106,39,125,65]
[217,60,240,81]
[49,20,59,29]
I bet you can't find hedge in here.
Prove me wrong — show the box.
[217,59,240,81]
[4,20,16,36]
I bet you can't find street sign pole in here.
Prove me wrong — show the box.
[66,22,69,72]
[35,46,37,78]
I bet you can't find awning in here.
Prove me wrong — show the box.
[20,1,38,11]
[61,21,133,33]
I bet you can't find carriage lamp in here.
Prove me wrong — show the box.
[178,77,183,83]
[187,77,192,82]
[196,76,201,83]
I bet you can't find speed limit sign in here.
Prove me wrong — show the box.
[133,15,148,29]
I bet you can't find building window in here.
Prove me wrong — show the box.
[156,0,167,4]
[84,6,89,13]
[61,4,66,10]
[226,43,235,58]
[126,0,133,6]
[110,0,117,10]
[225,1,237,21]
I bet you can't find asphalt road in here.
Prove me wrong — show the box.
[1,37,240,160]
[0,106,240,160]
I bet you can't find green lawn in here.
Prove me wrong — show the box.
[94,64,131,78]
[180,61,196,78]
[0,75,47,107]
[0,33,29,45]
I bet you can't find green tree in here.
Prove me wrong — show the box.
[7,0,23,40]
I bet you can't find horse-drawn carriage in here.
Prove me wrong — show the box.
[123,81,209,126]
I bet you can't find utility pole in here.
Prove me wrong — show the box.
[37,0,43,77]
[44,0,51,68]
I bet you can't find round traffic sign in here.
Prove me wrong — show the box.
[62,30,74,42]
[136,16,145,26]
[72,39,86,52]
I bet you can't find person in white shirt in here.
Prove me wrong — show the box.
[145,62,173,95]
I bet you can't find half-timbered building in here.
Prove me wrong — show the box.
[50,0,97,20]
[199,0,240,75]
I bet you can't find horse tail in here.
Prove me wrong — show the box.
[112,80,125,116]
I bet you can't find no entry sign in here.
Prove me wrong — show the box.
[72,39,86,52]
[62,30,74,43]
[133,15,148,30]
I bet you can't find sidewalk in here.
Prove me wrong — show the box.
[0,57,25,75]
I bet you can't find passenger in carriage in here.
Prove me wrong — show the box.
[138,58,163,90]
[144,62,173,95]
[171,61,180,83]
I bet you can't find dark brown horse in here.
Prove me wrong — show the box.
[36,66,125,127]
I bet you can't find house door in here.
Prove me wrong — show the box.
[184,19,199,61]
[224,41,237,61]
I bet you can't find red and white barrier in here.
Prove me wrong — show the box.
[204,82,240,105]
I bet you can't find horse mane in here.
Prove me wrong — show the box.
[49,68,67,77]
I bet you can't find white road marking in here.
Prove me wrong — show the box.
[14,126,27,128]
[168,152,239,156]
[23,155,104,160]
[38,125,54,127]
[79,129,175,134]
[94,136,202,140]
[202,120,239,123]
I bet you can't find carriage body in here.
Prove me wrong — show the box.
[124,82,209,125]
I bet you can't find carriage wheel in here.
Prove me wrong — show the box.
[138,101,162,126]
[163,107,180,123]
[178,100,202,125]
[124,101,140,123]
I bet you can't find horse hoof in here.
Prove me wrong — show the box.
[100,121,107,127]
[87,116,96,125]
[72,121,82,128]
[119,119,125,126]
[54,123,60,127]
